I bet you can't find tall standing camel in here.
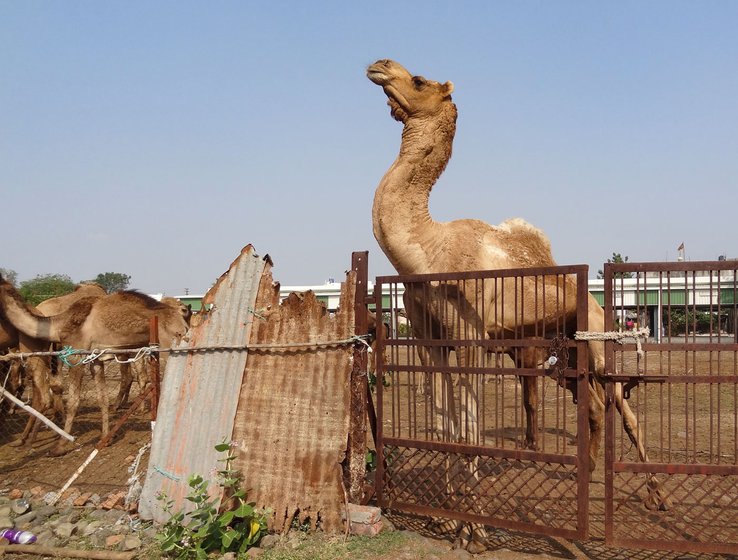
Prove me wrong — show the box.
[367,59,667,547]
[0,276,189,454]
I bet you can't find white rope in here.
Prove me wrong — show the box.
[575,327,650,371]
[125,442,151,509]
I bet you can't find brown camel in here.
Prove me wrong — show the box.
[1,283,109,444]
[367,59,667,548]
[0,277,189,453]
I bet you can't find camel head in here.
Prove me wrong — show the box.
[367,59,454,123]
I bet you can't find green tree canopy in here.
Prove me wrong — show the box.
[0,268,18,286]
[597,253,633,279]
[93,272,131,294]
[19,274,76,306]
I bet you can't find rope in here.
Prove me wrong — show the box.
[0,334,372,363]
[125,442,151,509]
[575,327,650,373]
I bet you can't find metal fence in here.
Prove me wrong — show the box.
[603,261,738,554]
[373,265,592,540]
[373,261,738,555]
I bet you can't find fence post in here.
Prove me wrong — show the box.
[347,251,369,503]
[149,316,160,421]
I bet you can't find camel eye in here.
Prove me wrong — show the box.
[412,76,426,89]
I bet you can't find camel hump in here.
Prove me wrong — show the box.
[489,218,556,267]
[111,290,168,310]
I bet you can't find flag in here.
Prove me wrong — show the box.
[677,242,684,251]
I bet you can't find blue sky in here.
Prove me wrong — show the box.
[2,1,737,295]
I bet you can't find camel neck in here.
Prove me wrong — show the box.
[372,103,457,274]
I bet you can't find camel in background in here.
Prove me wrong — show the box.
[367,59,667,550]
[0,276,189,454]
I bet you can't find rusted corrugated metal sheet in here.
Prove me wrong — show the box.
[139,245,268,522]
[230,268,356,533]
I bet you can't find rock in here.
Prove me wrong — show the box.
[0,515,14,528]
[246,548,264,558]
[7,489,23,500]
[13,510,37,527]
[33,505,58,524]
[88,493,102,506]
[54,521,77,539]
[105,533,125,547]
[89,529,114,548]
[259,533,280,549]
[120,534,142,551]
[82,520,105,536]
[0,505,12,518]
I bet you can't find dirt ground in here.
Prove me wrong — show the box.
[0,362,152,499]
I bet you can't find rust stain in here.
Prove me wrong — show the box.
[231,267,357,532]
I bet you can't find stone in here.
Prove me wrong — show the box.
[246,548,264,558]
[7,489,23,500]
[34,505,58,523]
[105,533,125,547]
[88,494,102,506]
[13,510,37,527]
[0,505,12,518]
[89,529,114,548]
[349,520,383,536]
[259,533,280,549]
[82,520,105,536]
[54,522,77,539]
[342,503,381,525]
[0,515,14,528]
[119,534,142,551]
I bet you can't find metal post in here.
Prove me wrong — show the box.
[348,251,369,503]
[149,316,160,421]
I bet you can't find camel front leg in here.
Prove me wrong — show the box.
[522,375,538,450]
[115,362,133,410]
[51,365,84,455]
[91,361,110,437]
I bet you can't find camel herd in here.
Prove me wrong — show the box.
[0,276,190,455]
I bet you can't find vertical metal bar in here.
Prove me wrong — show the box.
[576,267,590,538]
[604,262,615,544]
[348,251,369,503]
[374,278,386,508]
[149,315,160,421]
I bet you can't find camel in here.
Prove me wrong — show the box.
[367,59,668,549]
[0,283,108,446]
[0,276,189,454]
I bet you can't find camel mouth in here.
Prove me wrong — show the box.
[366,68,390,86]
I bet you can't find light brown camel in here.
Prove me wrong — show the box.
[0,276,189,454]
[367,59,667,547]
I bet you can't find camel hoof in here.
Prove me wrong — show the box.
[644,479,672,511]
[49,442,72,457]
[8,438,25,448]
[455,523,487,553]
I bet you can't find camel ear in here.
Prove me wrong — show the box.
[443,81,454,95]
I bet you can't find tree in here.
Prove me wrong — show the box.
[19,274,76,306]
[0,268,18,286]
[93,272,131,294]
[597,253,633,279]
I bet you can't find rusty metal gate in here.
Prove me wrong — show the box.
[374,265,592,540]
[603,261,738,554]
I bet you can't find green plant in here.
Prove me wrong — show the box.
[156,441,269,559]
